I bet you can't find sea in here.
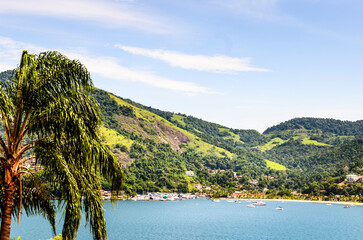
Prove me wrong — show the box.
[10,199,363,240]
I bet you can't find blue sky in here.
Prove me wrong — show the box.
[0,0,362,132]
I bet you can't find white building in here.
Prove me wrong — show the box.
[346,174,359,182]
[185,171,194,177]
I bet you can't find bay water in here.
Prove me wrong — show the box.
[11,199,363,240]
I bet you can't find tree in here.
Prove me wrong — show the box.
[0,51,124,240]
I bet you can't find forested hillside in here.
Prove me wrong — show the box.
[93,90,267,195]
[94,90,363,196]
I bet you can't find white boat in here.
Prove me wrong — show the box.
[212,199,220,202]
[247,204,255,208]
[343,205,350,208]
[253,201,266,206]
[326,203,332,206]
[226,199,235,203]
[275,206,283,210]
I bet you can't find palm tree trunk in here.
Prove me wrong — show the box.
[0,180,15,240]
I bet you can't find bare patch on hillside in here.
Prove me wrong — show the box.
[113,150,134,167]
[115,114,191,152]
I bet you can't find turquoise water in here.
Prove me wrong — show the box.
[11,199,363,240]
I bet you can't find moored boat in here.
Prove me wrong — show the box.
[253,201,266,206]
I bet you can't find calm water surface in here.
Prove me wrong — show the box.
[11,199,363,240]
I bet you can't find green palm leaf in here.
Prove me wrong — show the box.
[0,50,124,240]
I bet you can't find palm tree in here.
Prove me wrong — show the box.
[0,51,124,240]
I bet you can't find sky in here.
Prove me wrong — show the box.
[0,0,362,132]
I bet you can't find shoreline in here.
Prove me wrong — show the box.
[230,198,363,206]
[103,195,363,206]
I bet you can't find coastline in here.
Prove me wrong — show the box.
[234,198,363,206]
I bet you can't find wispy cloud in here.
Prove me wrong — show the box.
[65,53,215,95]
[115,45,268,73]
[0,0,172,34]
[0,36,47,71]
[211,0,281,21]
[0,36,214,95]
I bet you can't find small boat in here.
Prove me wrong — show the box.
[326,203,332,206]
[212,199,220,202]
[343,205,350,208]
[235,200,241,204]
[253,201,266,206]
[275,206,283,210]
[226,199,235,203]
[247,204,255,208]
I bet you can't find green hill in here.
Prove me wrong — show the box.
[264,117,363,138]
[93,89,266,194]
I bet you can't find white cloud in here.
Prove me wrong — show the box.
[211,0,281,20]
[0,36,213,95]
[65,53,215,94]
[115,45,268,73]
[0,36,47,70]
[0,0,171,34]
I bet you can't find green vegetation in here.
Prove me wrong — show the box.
[0,52,123,240]
[171,114,186,127]
[255,137,285,152]
[264,117,363,138]
[100,126,134,150]
[265,159,287,170]
[300,137,331,146]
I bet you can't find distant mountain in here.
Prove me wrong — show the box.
[264,117,363,138]
[0,70,14,83]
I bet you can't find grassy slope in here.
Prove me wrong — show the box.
[100,126,133,150]
[300,137,331,146]
[219,127,245,144]
[254,134,331,153]
[265,159,287,171]
[255,137,286,152]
